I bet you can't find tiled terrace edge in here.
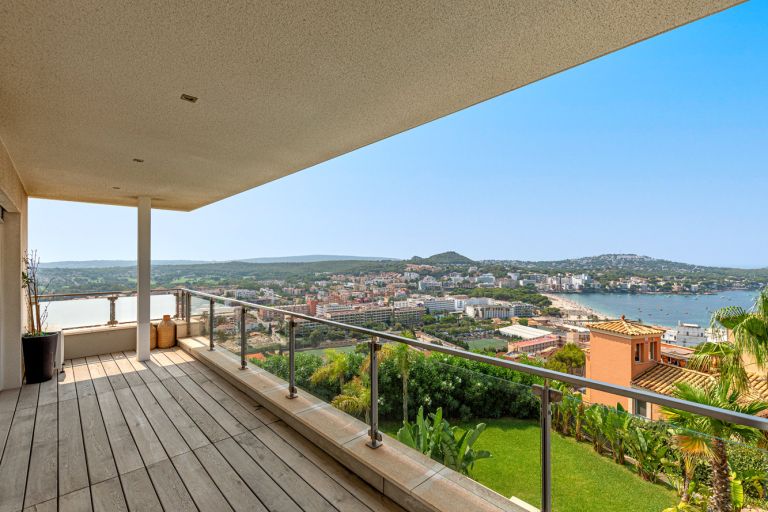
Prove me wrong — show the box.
[178,337,536,512]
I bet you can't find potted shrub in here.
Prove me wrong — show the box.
[21,251,58,383]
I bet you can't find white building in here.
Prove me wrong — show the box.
[499,324,552,340]
[418,276,442,291]
[662,322,712,347]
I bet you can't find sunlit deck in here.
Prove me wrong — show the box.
[0,348,402,512]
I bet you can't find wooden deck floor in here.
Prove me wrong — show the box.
[0,348,403,512]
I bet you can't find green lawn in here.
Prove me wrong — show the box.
[466,337,508,351]
[382,418,678,512]
[299,344,360,356]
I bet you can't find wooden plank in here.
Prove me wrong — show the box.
[268,421,403,512]
[59,487,92,512]
[145,381,209,450]
[146,459,197,512]
[0,388,20,462]
[59,360,78,402]
[85,357,113,395]
[17,383,40,410]
[113,387,167,466]
[58,396,89,496]
[215,437,302,512]
[37,373,58,407]
[96,391,144,475]
[172,451,233,512]
[193,443,265,512]
[109,353,143,388]
[160,378,229,443]
[72,358,96,398]
[0,407,36,512]
[91,476,128,512]
[27,497,57,512]
[130,384,190,457]
[78,395,118,483]
[24,403,58,507]
[121,352,160,385]
[149,351,185,379]
[234,430,335,512]
[176,375,244,437]
[252,428,370,512]
[140,352,175,379]
[198,379,264,430]
[196,370,263,414]
[161,349,203,377]
[97,354,129,391]
[121,467,163,512]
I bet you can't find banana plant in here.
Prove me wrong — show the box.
[397,406,491,476]
[625,425,668,482]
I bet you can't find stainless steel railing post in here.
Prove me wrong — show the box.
[367,336,382,449]
[287,316,297,399]
[534,380,561,512]
[185,291,191,330]
[174,289,181,319]
[107,296,118,326]
[208,298,215,351]
[240,306,247,370]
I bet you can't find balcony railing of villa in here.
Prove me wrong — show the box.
[4,288,768,512]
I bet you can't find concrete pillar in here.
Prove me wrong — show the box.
[136,197,151,361]
[0,207,25,389]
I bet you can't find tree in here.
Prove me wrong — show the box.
[661,382,768,512]
[332,377,371,423]
[693,287,768,392]
[550,343,586,374]
[310,349,352,390]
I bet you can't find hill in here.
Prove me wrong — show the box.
[496,254,768,280]
[41,254,396,269]
[238,255,396,263]
[410,251,474,265]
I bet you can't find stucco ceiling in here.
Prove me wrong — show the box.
[0,1,743,211]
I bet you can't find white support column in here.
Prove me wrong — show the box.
[136,197,151,361]
[0,206,25,390]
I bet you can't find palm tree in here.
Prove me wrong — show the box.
[332,377,371,423]
[692,287,768,392]
[661,381,768,512]
[310,349,351,391]
[361,342,418,422]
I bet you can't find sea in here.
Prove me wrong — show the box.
[563,290,758,328]
[43,294,178,330]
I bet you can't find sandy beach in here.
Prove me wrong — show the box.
[543,293,611,320]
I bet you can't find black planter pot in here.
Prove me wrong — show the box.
[22,332,58,384]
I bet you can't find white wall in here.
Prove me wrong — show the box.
[0,138,27,390]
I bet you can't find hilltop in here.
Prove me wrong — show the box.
[409,251,475,265]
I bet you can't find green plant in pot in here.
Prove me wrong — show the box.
[21,251,58,383]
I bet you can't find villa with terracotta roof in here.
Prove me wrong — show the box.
[586,316,666,417]
[587,316,768,420]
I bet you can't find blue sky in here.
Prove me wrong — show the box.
[31,2,767,267]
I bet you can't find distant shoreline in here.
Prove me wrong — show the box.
[543,293,611,320]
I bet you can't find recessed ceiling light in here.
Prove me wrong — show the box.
[112,186,121,190]
[180,93,198,103]
[133,158,144,163]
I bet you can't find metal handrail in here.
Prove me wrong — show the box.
[186,287,768,512]
[38,289,180,300]
[182,288,768,431]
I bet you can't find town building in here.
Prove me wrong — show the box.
[498,324,552,340]
[466,304,513,320]
[506,334,562,356]
[585,316,665,418]
[661,321,711,347]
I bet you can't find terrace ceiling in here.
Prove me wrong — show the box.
[0,1,743,211]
